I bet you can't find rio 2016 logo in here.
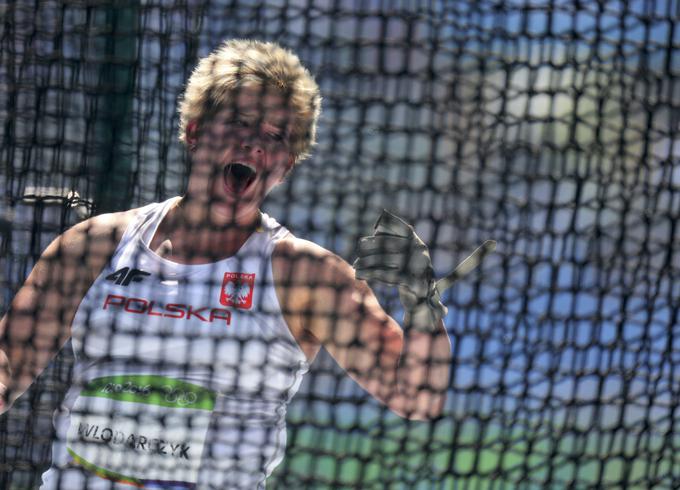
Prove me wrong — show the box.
[98,382,199,407]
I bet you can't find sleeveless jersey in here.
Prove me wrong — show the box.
[40,197,310,490]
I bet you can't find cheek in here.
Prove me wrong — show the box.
[191,150,218,173]
[188,151,225,186]
[197,125,241,153]
[193,137,233,165]
[264,152,292,181]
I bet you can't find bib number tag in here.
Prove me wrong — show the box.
[66,375,216,488]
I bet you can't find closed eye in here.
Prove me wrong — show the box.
[266,131,284,142]
[262,122,286,142]
[233,117,250,128]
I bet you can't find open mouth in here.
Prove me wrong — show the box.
[223,163,257,194]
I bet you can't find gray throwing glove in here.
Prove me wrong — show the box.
[353,210,496,333]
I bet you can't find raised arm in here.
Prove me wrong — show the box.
[273,234,453,421]
[0,212,133,414]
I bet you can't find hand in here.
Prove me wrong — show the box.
[354,210,497,333]
[353,210,447,333]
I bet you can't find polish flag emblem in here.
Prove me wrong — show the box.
[220,272,256,309]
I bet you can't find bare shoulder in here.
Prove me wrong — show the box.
[272,235,355,286]
[271,233,398,362]
[273,234,330,258]
[64,208,137,245]
[41,206,144,282]
[271,234,379,325]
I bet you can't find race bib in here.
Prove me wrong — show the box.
[66,375,216,488]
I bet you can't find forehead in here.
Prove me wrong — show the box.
[223,84,292,124]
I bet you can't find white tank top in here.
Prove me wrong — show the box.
[40,197,310,490]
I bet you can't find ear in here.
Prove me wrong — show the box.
[284,154,296,175]
[186,120,199,148]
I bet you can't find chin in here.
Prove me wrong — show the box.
[208,194,260,224]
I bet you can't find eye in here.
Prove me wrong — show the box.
[232,117,249,128]
[266,131,284,142]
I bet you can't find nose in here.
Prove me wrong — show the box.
[238,129,264,154]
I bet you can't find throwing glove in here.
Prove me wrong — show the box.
[353,210,448,333]
[353,210,497,334]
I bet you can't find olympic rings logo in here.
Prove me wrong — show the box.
[97,380,202,407]
[160,385,198,406]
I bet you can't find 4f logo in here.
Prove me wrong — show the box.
[106,267,151,286]
[220,273,255,309]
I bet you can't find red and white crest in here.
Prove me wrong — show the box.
[220,272,256,309]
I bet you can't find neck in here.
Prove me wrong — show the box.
[151,197,262,264]
[174,195,261,230]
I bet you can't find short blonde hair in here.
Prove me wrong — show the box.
[178,39,321,163]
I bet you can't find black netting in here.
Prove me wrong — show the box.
[2,1,680,489]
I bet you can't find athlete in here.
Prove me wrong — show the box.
[0,40,456,489]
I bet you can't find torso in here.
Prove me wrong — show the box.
[145,199,322,363]
[53,199,321,371]
[40,198,315,490]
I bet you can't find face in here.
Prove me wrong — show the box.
[185,84,295,224]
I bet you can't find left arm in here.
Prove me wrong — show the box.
[274,237,452,420]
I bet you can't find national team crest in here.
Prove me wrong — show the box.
[220,272,256,309]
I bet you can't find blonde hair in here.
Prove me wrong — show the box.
[178,39,321,163]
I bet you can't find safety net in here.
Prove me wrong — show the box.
[1,1,679,489]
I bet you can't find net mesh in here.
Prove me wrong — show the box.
[2,0,680,488]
